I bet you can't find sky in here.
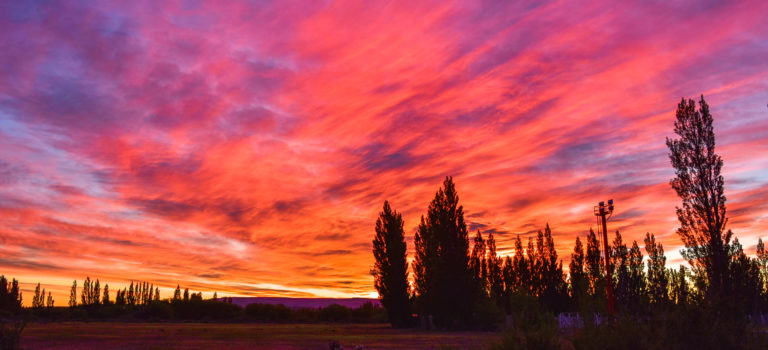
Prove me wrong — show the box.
[1,0,768,305]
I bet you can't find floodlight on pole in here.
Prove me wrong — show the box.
[594,199,615,315]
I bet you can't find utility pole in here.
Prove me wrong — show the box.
[594,199,615,315]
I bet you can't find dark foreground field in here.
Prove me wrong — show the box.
[21,322,499,349]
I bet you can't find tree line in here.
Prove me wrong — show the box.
[2,275,389,324]
[372,96,768,329]
[1,274,386,324]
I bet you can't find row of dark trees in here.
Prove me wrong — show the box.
[371,96,768,329]
[67,278,163,307]
[0,276,226,316]
[0,273,386,322]
[0,272,248,319]
[31,283,53,309]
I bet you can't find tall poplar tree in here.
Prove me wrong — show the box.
[371,200,412,328]
[33,283,43,309]
[585,228,604,299]
[486,232,504,304]
[502,255,514,313]
[512,235,529,294]
[469,230,487,297]
[569,236,588,308]
[93,279,101,305]
[413,176,472,328]
[611,231,630,308]
[103,284,110,305]
[539,224,565,311]
[627,240,647,310]
[69,280,77,308]
[666,95,731,303]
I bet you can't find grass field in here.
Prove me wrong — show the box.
[21,322,500,349]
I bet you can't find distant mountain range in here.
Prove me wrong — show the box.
[227,297,380,309]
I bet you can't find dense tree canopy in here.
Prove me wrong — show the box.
[371,201,412,328]
[413,176,473,328]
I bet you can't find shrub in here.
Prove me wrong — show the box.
[0,321,25,350]
[573,308,768,350]
[350,302,388,323]
[492,293,560,350]
[471,297,504,330]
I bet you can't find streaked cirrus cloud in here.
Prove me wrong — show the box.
[1,0,767,303]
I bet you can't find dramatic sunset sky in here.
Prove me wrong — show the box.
[1,1,767,304]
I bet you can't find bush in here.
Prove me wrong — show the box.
[493,293,560,350]
[573,308,768,350]
[471,297,504,330]
[0,321,24,350]
[0,321,26,350]
[350,302,388,323]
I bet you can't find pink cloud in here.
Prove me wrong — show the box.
[1,0,767,304]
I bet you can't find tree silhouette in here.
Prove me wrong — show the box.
[69,280,77,308]
[103,284,110,305]
[116,289,126,305]
[9,279,21,314]
[585,228,604,300]
[627,240,647,311]
[0,276,6,311]
[413,176,472,328]
[81,277,91,306]
[371,200,412,328]
[0,276,21,314]
[173,285,181,301]
[669,265,689,305]
[729,238,762,313]
[611,231,630,309]
[527,236,539,295]
[33,283,43,309]
[512,235,529,294]
[486,232,504,306]
[128,282,135,305]
[93,279,101,305]
[758,238,768,295]
[569,236,588,309]
[644,233,668,305]
[184,288,190,301]
[46,291,54,308]
[538,224,565,311]
[469,230,487,297]
[501,255,514,313]
[666,95,731,303]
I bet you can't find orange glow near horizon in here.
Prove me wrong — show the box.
[1,0,768,305]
